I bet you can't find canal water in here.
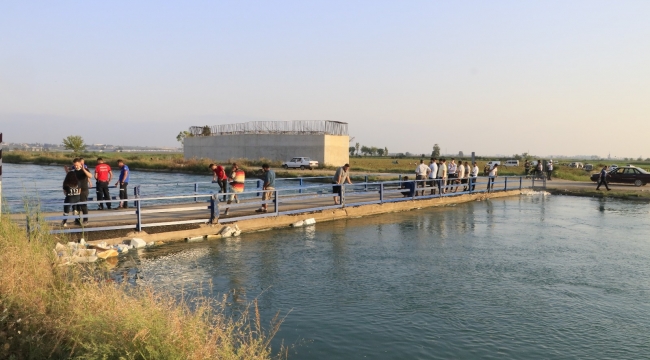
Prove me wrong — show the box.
[116,195,650,359]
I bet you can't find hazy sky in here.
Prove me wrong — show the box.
[1,1,649,157]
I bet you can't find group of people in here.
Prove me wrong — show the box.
[209,162,275,215]
[61,157,130,226]
[404,158,486,197]
[524,160,553,180]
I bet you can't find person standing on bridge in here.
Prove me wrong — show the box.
[71,158,92,224]
[415,159,430,196]
[224,163,245,215]
[333,163,352,205]
[257,164,275,213]
[547,160,554,181]
[61,171,81,227]
[94,157,113,210]
[488,164,499,192]
[438,159,448,194]
[115,159,130,209]
[453,160,465,193]
[428,158,438,195]
[596,166,611,191]
[209,163,228,201]
[470,162,479,191]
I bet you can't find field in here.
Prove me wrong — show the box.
[5,151,650,182]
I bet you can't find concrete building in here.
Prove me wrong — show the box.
[184,120,350,166]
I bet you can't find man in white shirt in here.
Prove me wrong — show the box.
[428,158,438,195]
[454,162,465,192]
[470,162,479,191]
[415,159,430,196]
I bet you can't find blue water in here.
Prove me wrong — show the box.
[116,194,650,359]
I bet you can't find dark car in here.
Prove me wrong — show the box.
[590,166,650,186]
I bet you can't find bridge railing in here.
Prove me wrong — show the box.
[39,176,536,234]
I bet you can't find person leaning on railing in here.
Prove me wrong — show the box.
[224,163,245,216]
[209,163,228,201]
[488,164,499,191]
[333,164,352,205]
[400,176,416,197]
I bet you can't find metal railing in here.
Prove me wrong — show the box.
[35,175,540,235]
[189,120,348,137]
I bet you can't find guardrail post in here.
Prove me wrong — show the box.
[469,177,473,194]
[504,177,508,191]
[519,177,522,190]
[274,189,279,215]
[257,179,263,196]
[299,178,304,194]
[398,174,402,182]
[364,175,368,192]
[136,197,142,232]
[341,185,346,207]
[194,183,199,202]
[379,183,384,204]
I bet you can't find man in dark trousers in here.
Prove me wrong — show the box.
[115,159,130,208]
[94,157,113,209]
[596,166,611,191]
[69,157,92,224]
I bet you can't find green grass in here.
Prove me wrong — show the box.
[0,211,285,359]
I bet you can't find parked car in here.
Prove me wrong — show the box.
[584,164,594,171]
[281,157,319,170]
[486,161,501,169]
[590,166,650,186]
[568,162,584,169]
[504,160,519,167]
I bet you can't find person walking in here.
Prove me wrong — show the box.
[115,159,130,209]
[596,166,611,191]
[94,157,113,210]
[209,163,228,201]
[488,164,499,191]
[257,164,275,213]
[428,158,438,195]
[415,159,430,196]
[470,162,479,191]
[332,163,352,205]
[71,158,92,224]
[224,163,245,215]
[438,159,448,194]
[61,171,81,227]
[546,160,554,181]
[524,160,531,178]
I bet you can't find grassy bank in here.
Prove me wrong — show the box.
[0,214,284,359]
[547,188,650,201]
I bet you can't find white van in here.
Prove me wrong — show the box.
[504,160,519,167]
[486,161,501,169]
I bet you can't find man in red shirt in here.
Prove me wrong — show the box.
[209,163,228,201]
[94,157,113,210]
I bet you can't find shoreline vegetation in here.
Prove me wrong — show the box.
[0,214,285,359]
[8,150,647,182]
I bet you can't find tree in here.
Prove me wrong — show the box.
[201,125,212,136]
[62,135,86,154]
[361,145,371,156]
[349,146,356,155]
[355,142,360,156]
[384,147,388,156]
[432,144,441,158]
[458,151,464,157]
[377,148,384,157]
[176,131,192,145]
[370,146,378,156]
